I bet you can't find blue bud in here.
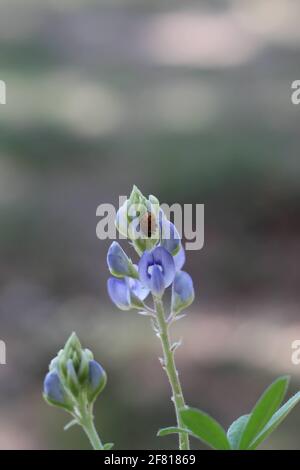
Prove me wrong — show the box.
[87,360,107,403]
[107,242,138,279]
[43,371,72,410]
[149,264,165,297]
[171,271,195,314]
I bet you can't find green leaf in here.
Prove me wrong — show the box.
[249,391,300,449]
[227,415,249,450]
[180,407,231,450]
[157,427,189,437]
[239,376,289,450]
[103,442,114,450]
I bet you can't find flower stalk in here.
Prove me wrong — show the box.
[78,400,104,450]
[154,297,190,451]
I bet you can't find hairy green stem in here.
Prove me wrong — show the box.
[154,297,190,451]
[79,403,104,450]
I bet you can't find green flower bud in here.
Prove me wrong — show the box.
[66,359,80,396]
[64,332,82,362]
[43,333,107,410]
[116,185,160,254]
[78,349,93,384]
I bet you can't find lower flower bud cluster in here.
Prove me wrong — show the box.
[43,333,107,411]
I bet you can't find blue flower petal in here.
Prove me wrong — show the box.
[150,264,165,297]
[129,277,150,301]
[138,250,153,289]
[138,246,176,296]
[152,246,176,288]
[174,245,186,271]
[160,218,181,255]
[107,277,131,310]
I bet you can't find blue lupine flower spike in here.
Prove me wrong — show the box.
[107,186,195,451]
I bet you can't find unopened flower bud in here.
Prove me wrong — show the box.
[66,359,80,396]
[43,333,107,411]
[107,242,139,279]
[87,360,107,403]
[43,371,72,411]
[171,271,195,315]
[116,186,160,254]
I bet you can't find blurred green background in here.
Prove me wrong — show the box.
[0,0,300,449]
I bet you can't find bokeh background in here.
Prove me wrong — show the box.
[0,0,300,450]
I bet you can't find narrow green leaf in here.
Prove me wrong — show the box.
[180,407,231,450]
[239,376,289,450]
[249,391,300,449]
[63,419,78,431]
[157,427,189,437]
[227,415,249,450]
